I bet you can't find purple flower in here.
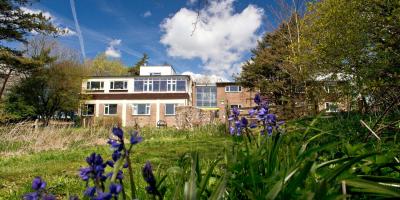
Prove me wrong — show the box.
[232,107,240,116]
[130,131,143,145]
[112,150,121,162]
[254,93,261,105]
[94,192,112,200]
[240,117,248,128]
[143,161,159,195]
[249,122,257,129]
[267,126,273,136]
[79,167,91,181]
[112,127,124,139]
[107,139,123,151]
[109,183,122,195]
[31,177,46,191]
[84,187,96,197]
[229,127,235,135]
[23,192,39,200]
[42,194,56,200]
[266,114,276,123]
[248,109,256,117]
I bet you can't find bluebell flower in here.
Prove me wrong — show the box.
[229,127,235,135]
[94,192,112,200]
[130,131,143,145]
[254,93,261,105]
[266,114,276,124]
[31,177,46,191]
[143,161,159,195]
[112,150,121,162]
[249,122,257,129]
[248,109,256,117]
[42,194,56,200]
[232,107,240,116]
[240,117,248,128]
[112,127,124,139]
[23,192,39,200]
[107,139,123,151]
[109,183,122,195]
[84,187,96,197]
[267,126,273,136]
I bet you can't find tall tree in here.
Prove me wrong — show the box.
[85,54,128,76]
[0,0,58,99]
[128,53,148,76]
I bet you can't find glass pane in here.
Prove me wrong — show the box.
[113,81,125,89]
[109,104,117,114]
[165,104,175,115]
[153,80,160,91]
[134,80,143,91]
[137,104,148,115]
[177,80,186,91]
[91,82,101,89]
[160,80,167,91]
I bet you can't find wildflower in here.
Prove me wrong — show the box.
[23,192,39,200]
[249,122,257,129]
[240,117,248,128]
[42,195,56,200]
[84,187,96,197]
[248,109,256,117]
[80,153,107,182]
[111,150,121,162]
[229,127,235,135]
[130,131,143,145]
[142,161,159,195]
[254,93,261,105]
[94,192,112,200]
[109,183,122,195]
[267,126,273,136]
[31,177,46,191]
[112,127,124,139]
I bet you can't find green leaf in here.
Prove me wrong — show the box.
[345,179,400,197]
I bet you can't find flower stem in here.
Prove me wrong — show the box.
[125,147,136,199]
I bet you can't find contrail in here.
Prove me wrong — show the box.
[70,0,86,60]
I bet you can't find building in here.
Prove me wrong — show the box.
[81,66,193,127]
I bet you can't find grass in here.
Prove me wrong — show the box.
[0,124,231,199]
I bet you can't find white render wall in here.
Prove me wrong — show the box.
[139,66,176,76]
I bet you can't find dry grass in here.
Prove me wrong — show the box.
[0,122,109,157]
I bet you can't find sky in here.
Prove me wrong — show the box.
[24,0,280,81]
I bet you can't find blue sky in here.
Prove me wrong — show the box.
[25,0,279,80]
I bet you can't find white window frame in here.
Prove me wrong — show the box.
[82,104,95,116]
[165,104,177,116]
[132,104,151,115]
[104,104,118,115]
[86,81,104,90]
[167,79,177,91]
[225,85,242,93]
[110,80,128,90]
[325,102,339,113]
[143,79,153,92]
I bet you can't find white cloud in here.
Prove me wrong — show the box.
[182,71,227,83]
[105,39,122,58]
[187,0,198,5]
[143,11,152,18]
[20,7,77,38]
[160,0,263,79]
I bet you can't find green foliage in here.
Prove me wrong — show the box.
[85,53,128,76]
[128,53,149,76]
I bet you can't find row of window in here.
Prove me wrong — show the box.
[82,103,178,116]
[86,78,187,92]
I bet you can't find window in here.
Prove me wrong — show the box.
[134,80,144,91]
[143,79,153,91]
[325,102,338,113]
[160,79,167,91]
[86,81,104,90]
[104,104,117,115]
[324,84,336,93]
[150,72,161,76]
[82,104,95,116]
[176,80,186,91]
[167,80,176,91]
[196,86,217,107]
[165,104,176,115]
[110,81,127,90]
[132,104,150,115]
[230,104,242,109]
[225,85,241,92]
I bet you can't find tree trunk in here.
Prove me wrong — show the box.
[0,69,13,100]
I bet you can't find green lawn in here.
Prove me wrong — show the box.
[0,125,231,199]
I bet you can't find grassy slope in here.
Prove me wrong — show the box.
[0,125,231,199]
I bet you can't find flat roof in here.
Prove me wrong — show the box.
[83,74,190,79]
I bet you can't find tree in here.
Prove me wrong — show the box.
[4,38,84,125]
[85,54,128,76]
[0,0,58,99]
[128,53,148,76]
[300,0,400,113]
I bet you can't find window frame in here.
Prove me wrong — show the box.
[110,80,128,90]
[86,81,104,90]
[225,85,242,93]
[82,104,95,116]
[132,103,151,115]
[104,104,118,115]
[165,104,177,116]
[230,104,242,109]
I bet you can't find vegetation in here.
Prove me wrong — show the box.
[128,53,149,76]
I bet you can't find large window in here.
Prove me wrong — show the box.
[110,81,127,90]
[225,85,241,92]
[165,104,176,115]
[86,81,104,90]
[104,104,117,115]
[134,78,186,92]
[82,104,95,116]
[132,104,150,115]
[196,86,217,107]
